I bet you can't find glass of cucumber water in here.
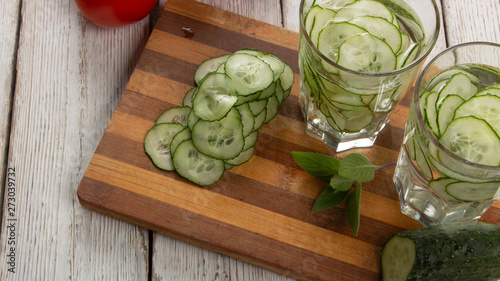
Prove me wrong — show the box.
[298,0,440,152]
[394,42,500,226]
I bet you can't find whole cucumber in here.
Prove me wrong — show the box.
[381,222,500,281]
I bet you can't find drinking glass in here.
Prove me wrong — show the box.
[298,0,440,152]
[393,42,500,226]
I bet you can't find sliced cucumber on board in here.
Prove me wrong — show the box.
[381,222,500,281]
[144,123,186,171]
[173,140,225,186]
[144,49,294,186]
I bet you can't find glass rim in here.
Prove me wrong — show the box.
[299,0,441,77]
[413,41,500,170]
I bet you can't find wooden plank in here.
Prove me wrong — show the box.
[196,0,283,27]
[0,0,20,209]
[442,0,500,45]
[0,0,151,280]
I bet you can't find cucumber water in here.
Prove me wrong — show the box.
[394,62,500,225]
[299,0,439,152]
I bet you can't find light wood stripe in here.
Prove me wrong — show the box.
[85,154,381,273]
[126,69,192,105]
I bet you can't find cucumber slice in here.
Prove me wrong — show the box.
[191,108,244,160]
[309,7,337,46]
[424,91,439,137]
[235,49,285,82]
[439,116,500,166]
[264,94,280,123]
[253,109,267,131]
[326,105,346,130]
[235,103,255,137]
[334,0,393,23]
[397,43,419,69]
[216,62,226,73]
[280,64,295,92]
[224,146,255,166]
[187,109,200,130]
[170,126,192,156]
[327,99,355,111]
[428,177,462,203]
[192,72,238,121]
[418,91,430,119]
[429,78,448,94]
[426,67,480,91]
[446,181,500,202]
[454,94,500,136]
[144,123,186,171]
[274,82,285,104]
[477,87,500,98]
[182,88,195,107]
[398,33,410,56]
[312,0,356,11]
[348,16,402,54]
[342,107,374,132]
[319,76,365,106]
[243,130,259,151]
[413,137,433,179]
[304,5,323,33]
[436,95,465,135]
[172,139,225,186]
[258,82,277,100]
[248,99,268,116]
[436,73,478,108]
[156,106,191,126]
[225,53,274,96]
[317,22,368,71]
[234,91,261,106]
[375,0,426,41]
[194,54,230,85]
[337,33,396,75]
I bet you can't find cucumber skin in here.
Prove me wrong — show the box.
[382,222,500,280]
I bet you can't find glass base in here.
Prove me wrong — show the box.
[305,122,377,152]
[393,146,494,226]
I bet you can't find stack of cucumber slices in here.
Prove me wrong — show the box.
[410,64,500,202]
[144,49,294,186]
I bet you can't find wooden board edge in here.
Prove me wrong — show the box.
[162,0,300,51]
[76,177,317,281]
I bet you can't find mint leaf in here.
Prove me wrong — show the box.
[330,175,354,191]
[339,153,379,182]
[292,152,340,181]
[346,182,362,236]
[311,185,350,211]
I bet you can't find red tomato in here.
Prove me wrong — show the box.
[75,0,157,28]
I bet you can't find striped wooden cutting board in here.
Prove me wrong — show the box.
[77,0,500,280]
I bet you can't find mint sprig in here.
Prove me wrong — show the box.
[292,151,392,236]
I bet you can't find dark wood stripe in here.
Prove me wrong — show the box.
[136,48,197,87]
[78,176,380,281]
[155,10,299,73]
[116,89,179,122]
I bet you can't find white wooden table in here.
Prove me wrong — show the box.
[0,0,498,280]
